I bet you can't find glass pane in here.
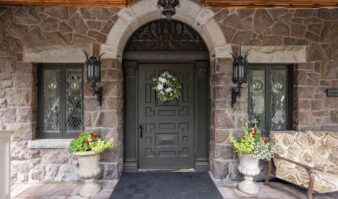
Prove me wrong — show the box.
[66,69,83,132]
[249,69,265,132]
[271,69,287,130]
[43,69,61,132]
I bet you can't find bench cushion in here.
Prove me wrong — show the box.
[271,131,338,193]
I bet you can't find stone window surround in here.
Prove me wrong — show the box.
[28,139,71,149]
[22,45,92,149]
[23,45,92,63]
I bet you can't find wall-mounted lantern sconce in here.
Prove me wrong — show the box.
[231,45,249,107]
[157,0,180,20]
[84,52,103,106]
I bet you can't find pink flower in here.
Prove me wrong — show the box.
[85,141,91,145]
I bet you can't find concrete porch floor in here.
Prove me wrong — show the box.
[11,180,338,199]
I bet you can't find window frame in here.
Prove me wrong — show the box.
[248,64,293,134]
[37,63,84,139]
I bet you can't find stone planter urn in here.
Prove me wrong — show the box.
[238,154,260,195]
[74,151,101,197]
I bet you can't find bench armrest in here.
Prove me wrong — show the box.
[274,154,313,170]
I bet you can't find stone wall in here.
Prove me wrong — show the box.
[0,6,123,182]
[209,7,338,179]
[209,57,247,179]
[212,7,338,129]
[83,59,124,181]
[1,2,338,183]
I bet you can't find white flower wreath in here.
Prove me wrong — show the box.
[152,72,182,102]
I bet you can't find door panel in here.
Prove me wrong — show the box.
[138,64,194,169]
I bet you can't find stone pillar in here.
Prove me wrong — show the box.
[0,131,13,199]
[209,57,247,179]
[83,59,124,179]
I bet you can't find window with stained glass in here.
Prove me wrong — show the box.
[248,65,292,135]
[38,64,83,138]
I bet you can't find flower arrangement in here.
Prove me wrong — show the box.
[230,121,272,160]
[152,71,182,102]
[68,132,113,153]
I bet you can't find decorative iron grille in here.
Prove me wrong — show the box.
[43,69,61,132]
[66,69,83,132]
[125,19,207,51]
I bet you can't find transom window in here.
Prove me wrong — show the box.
[248,65,292,134]
[38,64,83,138]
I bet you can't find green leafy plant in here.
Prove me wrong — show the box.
[68,132,113,153]
[152,71,182,102]
[230,120,272,160]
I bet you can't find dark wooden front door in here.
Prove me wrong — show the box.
[138,64,194,169]
[123,19,209,172]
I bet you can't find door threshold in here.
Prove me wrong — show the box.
[138,168,195,172]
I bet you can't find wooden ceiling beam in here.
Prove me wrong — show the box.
[0,0,128,7]
[0,0,337,8]
[203,0,338,8]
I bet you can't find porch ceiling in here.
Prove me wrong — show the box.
[0,0,338,8]
[0,0,128,7]
[203,0,338,8]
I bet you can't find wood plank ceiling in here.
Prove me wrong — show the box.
[0,0,128,7]
[0,0,337,8]
[202,0,338,8]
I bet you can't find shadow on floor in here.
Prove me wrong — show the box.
[110,172,223,199]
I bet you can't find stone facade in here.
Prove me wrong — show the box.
[209,7,338,179]
[0,1,337,183]
[0,6,123,182]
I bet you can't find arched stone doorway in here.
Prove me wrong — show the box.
[99,0,233,178]
[123,19,210,171]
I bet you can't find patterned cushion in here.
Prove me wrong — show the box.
[271,131,338,193]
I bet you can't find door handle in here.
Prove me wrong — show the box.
[139,123,144,138]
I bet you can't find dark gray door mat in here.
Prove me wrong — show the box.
[110,172,223,199]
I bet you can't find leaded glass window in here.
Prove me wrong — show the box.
[38,64,83,138]
[248,65,292,135]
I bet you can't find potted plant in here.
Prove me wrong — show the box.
[230,121,272,195]
[68,132,113,197]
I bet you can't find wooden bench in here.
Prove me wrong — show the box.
[265,131,338,199]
